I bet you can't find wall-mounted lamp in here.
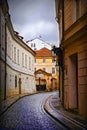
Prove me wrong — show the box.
[51,46,63,68]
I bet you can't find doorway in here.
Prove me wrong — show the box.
[68,53,78,109]
[19,78,21,94]
[36,78,46,91]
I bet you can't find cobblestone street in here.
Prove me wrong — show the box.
[0,0,87,129]
[0,92,67,130]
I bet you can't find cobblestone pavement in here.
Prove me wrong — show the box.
[0,92,67,130]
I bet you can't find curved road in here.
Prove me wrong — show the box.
[0,92,67,130]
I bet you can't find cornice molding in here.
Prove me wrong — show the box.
[61,25,87,48]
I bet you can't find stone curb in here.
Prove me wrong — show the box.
[44,95,87,130]
[44,96,71,129]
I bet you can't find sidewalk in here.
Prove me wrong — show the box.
[0,92,87,130]
[44,94,87,130]
[0,93,35,116]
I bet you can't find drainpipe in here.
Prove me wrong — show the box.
[4,17,7,100]
[61,0,64,106]
[59,67,60,98]
[62,0,64,41]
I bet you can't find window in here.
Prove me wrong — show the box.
[43,58,46,63]
[32,59,34,71]
[31,43,33,47]
[7,36,11,59]
[52,67,55,74]
[14,47,16,63]
[17,49,19,65]
[43,68,46,71]
[25,54,27,68]
[73,0,79,22]
[52,58,55,63]
[35,58,36,63]
[34,43,35,47]
[1,23,5,50]
[22,53,24,67]
[35,68,36,71]
[9,40,11,59]
[12,45,13,60]
[15,75,17,87]
[29,57,31,70]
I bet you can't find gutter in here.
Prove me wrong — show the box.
[4,17,7,100]
[61,0,64,106]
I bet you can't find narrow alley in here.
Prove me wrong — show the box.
[0,0,87,130]
[0,92,67,130]
[0,91,87,130]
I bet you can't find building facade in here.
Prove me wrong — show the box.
[0,0,36,101]
[26,37,52,50]
[0,0,7,101]
[34,47,59,91]
[55,0,87,119]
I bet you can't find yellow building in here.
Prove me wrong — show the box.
[34,47,59,91]
[55,0,87,119]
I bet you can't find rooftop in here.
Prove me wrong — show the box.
[34,47,52,57]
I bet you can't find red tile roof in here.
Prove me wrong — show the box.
[34,47,52,57]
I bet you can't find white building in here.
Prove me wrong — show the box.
[26,37,52,50]
[6,28,36,97]
[0,0,36,99]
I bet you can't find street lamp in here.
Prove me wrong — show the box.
[51,45,63,68]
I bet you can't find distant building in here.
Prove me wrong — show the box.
[26,37,52,50]
[34,47,59,91]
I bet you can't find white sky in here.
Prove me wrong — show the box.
[7,0,59,46]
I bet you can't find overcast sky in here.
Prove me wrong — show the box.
[7,0,59,46]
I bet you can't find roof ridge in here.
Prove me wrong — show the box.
[26,37,51,46]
